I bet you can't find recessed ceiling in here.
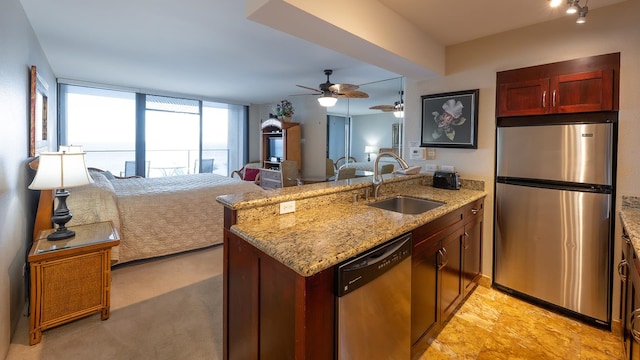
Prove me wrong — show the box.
[19,0,627,114]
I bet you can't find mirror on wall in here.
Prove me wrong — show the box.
[327,76,404,169]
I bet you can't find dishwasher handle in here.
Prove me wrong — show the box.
[337,233,412,297]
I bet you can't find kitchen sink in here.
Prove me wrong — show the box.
[367,196,444,215]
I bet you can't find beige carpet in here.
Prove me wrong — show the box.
[6,246,224,360]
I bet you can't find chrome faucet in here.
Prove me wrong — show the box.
[372,152,410,198]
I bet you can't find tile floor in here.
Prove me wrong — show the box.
[421,285,624,359]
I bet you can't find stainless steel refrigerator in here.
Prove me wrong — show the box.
[494,121,615,326]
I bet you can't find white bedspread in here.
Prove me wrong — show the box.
[68,171,263,264]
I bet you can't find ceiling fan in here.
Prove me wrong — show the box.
[370,91,404,118]
[295,69,369,107]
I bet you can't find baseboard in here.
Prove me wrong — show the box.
[478,274,491,288]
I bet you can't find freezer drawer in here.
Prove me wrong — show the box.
[494,182,612,323]
[496,123,613,185]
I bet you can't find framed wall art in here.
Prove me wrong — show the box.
[30,65,49,157]
[420,89,479,149]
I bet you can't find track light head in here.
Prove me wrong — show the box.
[576,5,588,23]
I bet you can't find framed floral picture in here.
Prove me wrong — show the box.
[420,89,479,149]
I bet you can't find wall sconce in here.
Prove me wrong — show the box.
[364,145,378,162]
[28,146,92,240]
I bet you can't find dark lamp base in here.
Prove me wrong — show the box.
[47,228,76,241]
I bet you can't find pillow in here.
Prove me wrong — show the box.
[244,168,260,181]
[68,170,120,231]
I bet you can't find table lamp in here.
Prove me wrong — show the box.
[365,146,378,162]
[29,147,92,240]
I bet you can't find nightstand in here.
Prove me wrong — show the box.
[28,221,120,345]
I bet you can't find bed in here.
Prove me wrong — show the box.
[337,148,401,173]
[33,169,264,264]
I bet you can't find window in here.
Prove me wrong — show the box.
[60,84,136,176]
[59,83,248,177]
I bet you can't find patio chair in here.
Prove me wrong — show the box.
[335,167,356,180]
[194,158,215,173]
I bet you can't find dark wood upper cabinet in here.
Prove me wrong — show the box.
[496,53,619,117]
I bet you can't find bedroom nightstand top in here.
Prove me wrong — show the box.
[29,221,120,261]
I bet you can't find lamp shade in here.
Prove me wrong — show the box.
[58,145,85,153]
[318,96,337,107]
[29,151,92,190]
[364,145,378,154]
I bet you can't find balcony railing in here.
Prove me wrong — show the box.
[83,149,230,177]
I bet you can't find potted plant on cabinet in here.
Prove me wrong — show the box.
[275,99,294,122]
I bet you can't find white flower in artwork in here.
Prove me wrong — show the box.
[432,99,467,141]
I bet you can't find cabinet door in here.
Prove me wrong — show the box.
[552,70,614,114]
[497,78,550,117]
[440,228,464,321]
[630,276,640,360]
[622,228,632,359]
[411,240,440,346]
[462,215,482,296]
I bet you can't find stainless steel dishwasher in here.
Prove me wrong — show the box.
[336,233,412,359]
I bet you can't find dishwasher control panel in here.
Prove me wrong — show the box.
[336,233,411,297]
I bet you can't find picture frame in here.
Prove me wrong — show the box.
[420,89,479,149]
[29,65,49,157]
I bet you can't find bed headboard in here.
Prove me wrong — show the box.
[29,158,54,240]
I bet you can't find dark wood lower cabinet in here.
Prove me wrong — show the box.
[462,206,483,296]
[224,229,335,360]
[223,198,484,359]
[411,199,483,359]
[621,224,640,360]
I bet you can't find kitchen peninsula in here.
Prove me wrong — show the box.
[217,174,486,359]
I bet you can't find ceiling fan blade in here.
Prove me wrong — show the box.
[335,90,369,99]
[329,83,358,92]
[369,105,395,111]
[296,85,322,93]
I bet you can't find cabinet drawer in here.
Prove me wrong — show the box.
[464,199,484,221]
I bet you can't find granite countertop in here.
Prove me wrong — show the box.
[620,196,640,257]
[230,184,486,277]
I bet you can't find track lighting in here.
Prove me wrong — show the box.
[549,0,588,23]
[566,0,579,14]
[576,5,588,23]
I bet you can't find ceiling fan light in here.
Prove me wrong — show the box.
[393,110,404,118]
[318,96,337,107]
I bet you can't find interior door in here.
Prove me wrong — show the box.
[327,115,348,162]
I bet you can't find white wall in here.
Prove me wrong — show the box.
[0,0,57,356]
[351,112,400,162]
[291,96,327,178]
[403,0,640,319]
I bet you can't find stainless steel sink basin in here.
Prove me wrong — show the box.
[367,196,444,215]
